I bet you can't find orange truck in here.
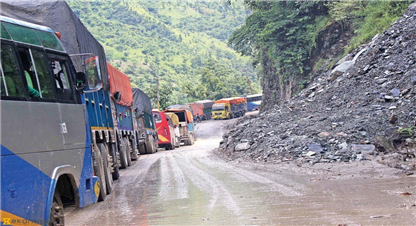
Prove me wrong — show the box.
[212,97,247,119]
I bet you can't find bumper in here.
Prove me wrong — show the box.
[212,114,227,119]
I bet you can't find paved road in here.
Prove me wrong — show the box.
[66,115,416,225]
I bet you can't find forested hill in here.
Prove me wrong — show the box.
[67,0,258,108]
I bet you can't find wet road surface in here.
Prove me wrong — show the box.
[66,115,416,225]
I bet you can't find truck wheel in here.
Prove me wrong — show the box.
[175,138,180,147]
[124,137,132,166]
[98,143,113,195]
[189,134,195,145]
[110,142,120,180]
[170,136,176,150]
[130,138,139,161]
[146,136,156,154]
[93,146,107,201]
[49,190,64,226]
[186,137,192,146]
[118,138,128,169]
[139,142,147,155]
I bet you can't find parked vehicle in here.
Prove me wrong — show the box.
[188,102,204,122]
[132,88,158,154]
[0,15,100,225]
[212,97,247,119]
[2,0,133,202]
[0,1,144,220]
[164,109,195,145]
[194,100,214,120]
[108,63,138,167]
[245,93,262,111]
[165,112,181,148]
[153,109,178,150]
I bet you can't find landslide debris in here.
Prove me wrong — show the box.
[218,4,416,172]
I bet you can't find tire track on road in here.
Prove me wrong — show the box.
[159,152,189,201]
[173,151,242,216]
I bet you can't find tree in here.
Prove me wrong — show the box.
[145,83,173,110]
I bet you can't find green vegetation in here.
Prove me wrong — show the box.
[327,1,411,53]
[228,0,410,108]
[67,0,260,108]
[398,126,416,138]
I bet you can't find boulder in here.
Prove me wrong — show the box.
[235,143,251,151]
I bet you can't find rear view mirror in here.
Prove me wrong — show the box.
[113,91,122,102]
[70,54,102,93]
[76,72,86,91]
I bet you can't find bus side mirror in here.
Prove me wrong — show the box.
[76,72,86,91]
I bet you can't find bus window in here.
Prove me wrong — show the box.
[49,55,75,102]
[0,44,25,97]
[18,48,55,99]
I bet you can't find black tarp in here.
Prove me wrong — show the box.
[132,88,152,115]
[0,0,110,91]
[194,100,214,109]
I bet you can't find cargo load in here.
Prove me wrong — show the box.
[108,63,133,106]
[167,104,193,114]
[187,103,204,119]
[215,97,246,105]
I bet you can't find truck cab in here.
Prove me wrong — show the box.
[212,103,231,119]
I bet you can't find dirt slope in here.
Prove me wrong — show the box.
[218,3,416,172]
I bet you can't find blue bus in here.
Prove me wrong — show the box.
[245,93,262,111]
[0,16,102,225]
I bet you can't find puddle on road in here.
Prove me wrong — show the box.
[133,153,416,225]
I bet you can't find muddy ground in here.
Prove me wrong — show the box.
[66,114,416,225]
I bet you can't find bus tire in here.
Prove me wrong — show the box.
[124,137,132,166]
[93,147,107,201]
[98,143,113,195]
[118,138,128,169]
[110,142,120,180]
[49,190,64,226]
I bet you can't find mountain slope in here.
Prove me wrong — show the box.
[67,0,258,107]
[219,3,416,171]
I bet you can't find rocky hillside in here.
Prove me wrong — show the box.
[218,3,416,172]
